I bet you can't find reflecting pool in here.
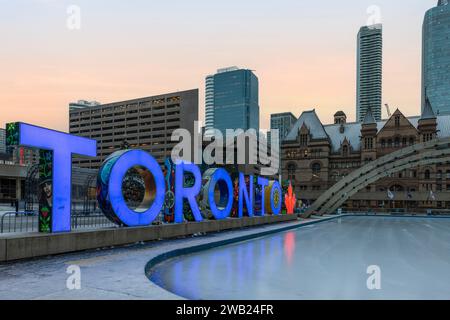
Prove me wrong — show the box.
[149,216,450,300]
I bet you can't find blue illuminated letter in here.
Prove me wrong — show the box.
[18,123,96,232]
[238,173,254,217]
[107,150,165,227]
[208,168,233,220]
[257,177,269,216]
[270,181,282,215]
[175,162,202,223]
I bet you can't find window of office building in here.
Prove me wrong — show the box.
[0,178,17,200]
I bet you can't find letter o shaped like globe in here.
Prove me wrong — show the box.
[207,168,233,220]
[97,150,165,227]
[270,181,282,215]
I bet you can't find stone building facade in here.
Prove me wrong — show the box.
[281,101,450,212]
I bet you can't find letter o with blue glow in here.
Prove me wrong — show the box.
[97,150,165,227]
[207,168,233,220]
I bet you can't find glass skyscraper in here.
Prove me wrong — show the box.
[206,67,260,134]
[269,112,297,174]
[270,112,297,142]
[422,0,450,116]
[356,24,383,123]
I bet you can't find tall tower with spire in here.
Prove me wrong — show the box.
[422,0,450,116]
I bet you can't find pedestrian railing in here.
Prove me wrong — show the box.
[0,211,117,234]
[71,211,117,230]
[337,208,450,216]
[0,211,38,234]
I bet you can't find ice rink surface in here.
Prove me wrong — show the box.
[150,216,450,300]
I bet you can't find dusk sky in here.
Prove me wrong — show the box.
[0,0,438,132]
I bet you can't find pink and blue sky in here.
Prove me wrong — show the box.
[0,0,438,132]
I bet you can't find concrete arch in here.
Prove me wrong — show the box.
[303,137,450,217]
[323,153,450,214]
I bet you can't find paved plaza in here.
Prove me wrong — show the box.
[0,218,316,300]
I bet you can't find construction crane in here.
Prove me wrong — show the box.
[384,103,392,117]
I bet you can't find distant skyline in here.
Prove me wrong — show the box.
[0,0,438,132]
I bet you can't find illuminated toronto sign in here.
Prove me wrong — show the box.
[7,123,96,233]
[7,123,292,234]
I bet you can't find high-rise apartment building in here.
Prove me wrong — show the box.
[205,74,215,132]
[356,24,383,123]
[208,67,260,134]
[69,89,198,169]
[422,0,450,115]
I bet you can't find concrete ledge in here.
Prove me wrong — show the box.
[0,215,297,262]
[0,239,5,262]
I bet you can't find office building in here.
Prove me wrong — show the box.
[422,0,450,115]
[270,112,297,142]
[69,100,101,111]
[69,89,198,169]
[11,147,39,166]
[356,24,383,123]
[0,163,26,202]
[0,129,5,154]
[269,112,297,176]
[210,67,260,134]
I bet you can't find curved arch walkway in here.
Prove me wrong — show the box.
[303,137,450,218]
